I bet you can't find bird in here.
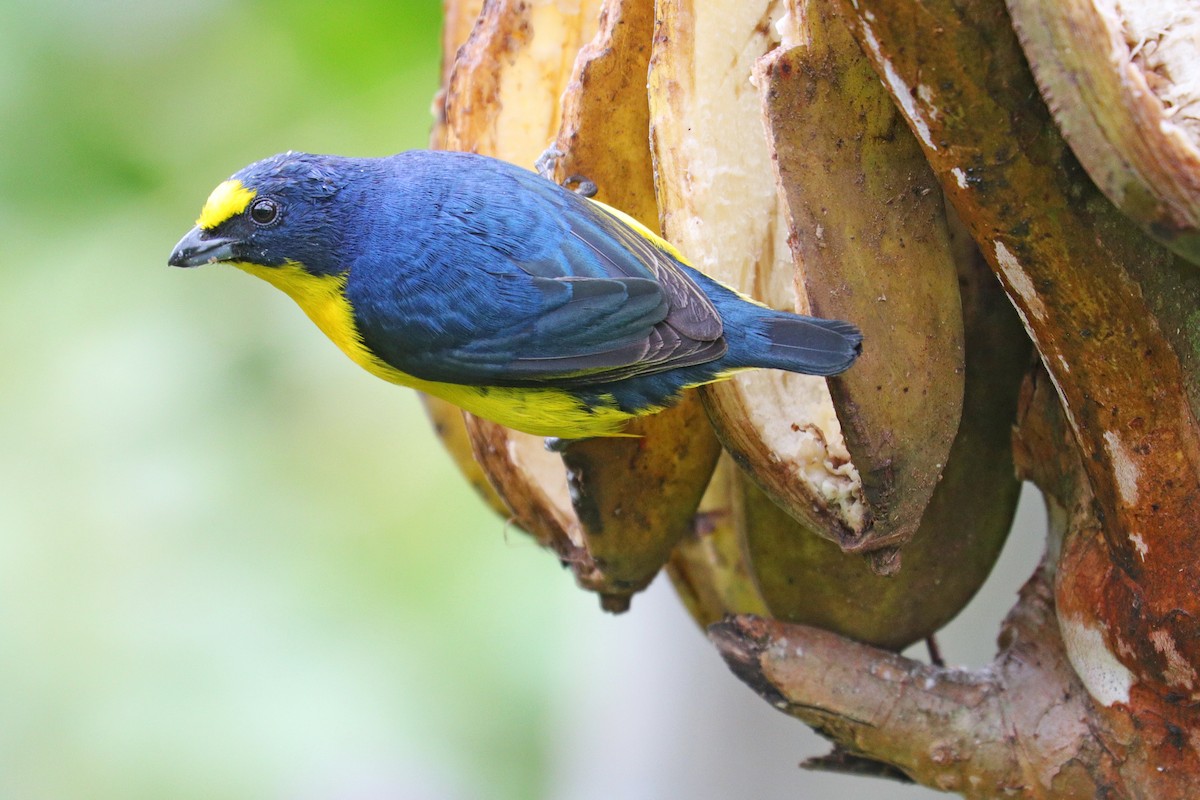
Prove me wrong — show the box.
[169,150,862,438]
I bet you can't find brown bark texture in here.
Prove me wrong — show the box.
[427,0,1200,795]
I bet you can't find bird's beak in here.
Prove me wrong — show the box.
[168,226,237,268]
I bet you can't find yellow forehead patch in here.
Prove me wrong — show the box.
[197,179,257,229]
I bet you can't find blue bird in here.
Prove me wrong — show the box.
[168,151,862,437]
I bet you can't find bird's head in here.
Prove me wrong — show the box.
[169,152,354,279]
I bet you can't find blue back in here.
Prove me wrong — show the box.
[341,152,734,407]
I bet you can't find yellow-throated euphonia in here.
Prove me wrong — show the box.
[169,151,862,437]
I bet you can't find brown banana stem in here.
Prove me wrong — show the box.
[834,0,1200,700]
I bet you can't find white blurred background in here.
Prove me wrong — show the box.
[0,1,1044,796]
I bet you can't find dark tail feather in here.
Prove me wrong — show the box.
[753,314,863,377]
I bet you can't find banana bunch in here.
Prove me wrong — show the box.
[426,0,1029,635]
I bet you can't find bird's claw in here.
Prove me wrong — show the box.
[534,145,599,198]
[562,175,598,198]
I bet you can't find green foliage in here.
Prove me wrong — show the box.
[0,2,594,798]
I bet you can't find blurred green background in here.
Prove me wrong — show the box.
[0,1,1042,798]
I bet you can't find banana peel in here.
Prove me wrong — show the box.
[758,2,965,566]
[649,0,969,570]
[430,0,486,150]
[1007,0,1200,266]
[423,0,503,521]
[464,412,580,557]
[740,206,1030,650]
[439,0,723,611]
[551,0,658,227]
[442,0,600,161]
[438,0,486,97]
[562,394,722,610]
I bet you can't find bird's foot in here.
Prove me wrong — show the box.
[534,145,599,198]
[534,145,565,181]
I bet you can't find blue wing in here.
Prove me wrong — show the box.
[346,152,727,388]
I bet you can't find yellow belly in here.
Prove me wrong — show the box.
[232,261,637,437]
[420,381,636,438]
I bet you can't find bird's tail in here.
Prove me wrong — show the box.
[735,312,863,377]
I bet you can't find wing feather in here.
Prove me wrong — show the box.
[350,154,727,388]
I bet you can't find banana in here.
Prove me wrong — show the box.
[1007,0,1200,266]
[739,203,1030,650]
[757,2,965,565]
[437,0,486,100]
[429,0,486,152]
[649,0,963,569]
[441,0,602,160]
[420,394,512,521]
[548,0,724,611]
[463,411,580,557]
[550,0,658,228]
[423,0,516,523]
[561,396,722,611]
[665,455,770,628]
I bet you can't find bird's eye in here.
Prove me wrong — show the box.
[249,198,279,226]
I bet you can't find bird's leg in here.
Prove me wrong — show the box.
[925,634,945,667]
[534,145,600,198]
[544,436,581,453]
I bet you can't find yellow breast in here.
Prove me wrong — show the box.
[230,261,635,437]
